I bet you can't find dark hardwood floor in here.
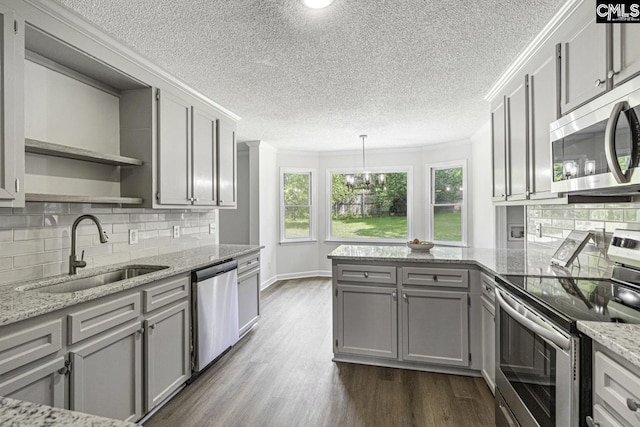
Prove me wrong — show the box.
[144,278,495,427]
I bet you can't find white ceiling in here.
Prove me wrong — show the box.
[58,0,565,151]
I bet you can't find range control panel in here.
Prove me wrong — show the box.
[608,229,640,268]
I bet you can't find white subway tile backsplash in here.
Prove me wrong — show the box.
[0,202,220,285]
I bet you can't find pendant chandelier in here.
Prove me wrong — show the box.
[345,135,386,190]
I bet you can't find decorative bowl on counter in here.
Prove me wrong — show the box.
[407,241,434,251]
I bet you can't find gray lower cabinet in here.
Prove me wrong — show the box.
[336,284,398,359]
[144,300,190,412]
[238,271,260,336]
[0,357,66,407]
[481,296,495,392]
[401,289,469,366]
[69,321,143,422]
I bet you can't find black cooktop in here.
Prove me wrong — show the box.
[499,268,640,333]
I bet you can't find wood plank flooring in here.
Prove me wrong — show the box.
[144,278,495,427]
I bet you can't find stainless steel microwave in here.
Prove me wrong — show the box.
[550,79,640,195]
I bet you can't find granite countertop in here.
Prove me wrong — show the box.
[0,244,262,327]
[328,245,612,279]
[577,321,640,371]
[0,396,136,427]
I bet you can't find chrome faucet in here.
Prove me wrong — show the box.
[69,215,109,275]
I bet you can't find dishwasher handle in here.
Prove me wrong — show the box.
[192,260,238,282]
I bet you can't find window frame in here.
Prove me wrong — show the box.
[425,160,468,247]
[325,166,413,243]
[280,167,316,244]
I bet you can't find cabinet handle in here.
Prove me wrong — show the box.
[585,416,599,427]
[433,275,438,282]
[627,398,639,412]
[57,360,71,376]
[392,291,397,299]
[149,324,156,330]
[136,327,144,335]
[595,78,605,87]
[194,198,199,202]
[608,69,620,79]
[219,200,223,203]
[403,293,408,301]
[363,271,369,278]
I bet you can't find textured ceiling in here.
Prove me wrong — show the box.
[58,0,565,151]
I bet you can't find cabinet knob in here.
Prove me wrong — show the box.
[595,78,605,87]
[136,327,144,335]
[57,366,69,376]
[194,198,199,202]
[433,275,438,282]
[392,291,397,299]
[219,200,223,203]
[364,271,369,278]
[585,416,599,427]
[149,324,156,330]
[403,293,408,301]
[608,69,620,79]
[627,398,639,412]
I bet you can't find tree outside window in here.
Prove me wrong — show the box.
[329,171,409,240]
[429,163,466,244]
[282,171,312,241]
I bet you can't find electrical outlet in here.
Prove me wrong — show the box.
[209,223,216,234]
[173,225,180,239]
[535,223,542,238]
[129,229,138,245]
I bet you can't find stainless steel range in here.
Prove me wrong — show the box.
[495,229,640,427]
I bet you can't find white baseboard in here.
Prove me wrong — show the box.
[260,270,331,290]
[276,270,331,281]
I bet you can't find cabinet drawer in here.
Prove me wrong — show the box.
[143,275,189,313]
[402,267,468,289]
[481,272,496,301]
[0,320,62,376]
[237,253,260,276]
[595,351,640,427]
[68,293,141,345]
[336,264,396,285]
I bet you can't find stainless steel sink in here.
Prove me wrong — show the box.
[22,265,169,294]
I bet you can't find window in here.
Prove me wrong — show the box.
[328,168,411,242]
[427,161,467,246]
[281,169,314,242]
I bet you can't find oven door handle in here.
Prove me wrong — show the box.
[604,100,631,184]
[495,288,571,350]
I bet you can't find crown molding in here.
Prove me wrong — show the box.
[484,0,582,103]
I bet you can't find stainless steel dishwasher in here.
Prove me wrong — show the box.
[191,259,239,377]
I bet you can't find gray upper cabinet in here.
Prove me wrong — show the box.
[336,284,398,359]
[559,1,608,114]
[157,89,192,206]
[70,322,143,423]
[612,24,640,87]
[217,118,237,208]
[191,106,218,206]
[506,77,529,201]
[401,289,469,366]
[491,98,507,202]
[144,300,190,412]
[0,3,23,207]
[528,44,560,199]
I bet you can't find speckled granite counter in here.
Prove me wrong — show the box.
[328,245,612,279]
[577,321,640,370]
[0,396,136,427]
[0,244,262,327]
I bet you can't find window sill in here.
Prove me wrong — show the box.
[279,239,318,246]
[323,239,406,245]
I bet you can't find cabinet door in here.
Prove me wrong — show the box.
[238,271,260,336]
[506,76,529,201]
[0,5,23,206]
[481,296,495,393]
[560,4,608,113]
[491,98,507,202]
[144,301,190,412]
[70,322,143,423]
[157,89,191,205]
[401,289,469,366]
[191,106,217,206]
[0,357,66,408]
[217,118,237,208]
[336,285,397,359]
[528,45,559,199]
[612,24,640,86]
